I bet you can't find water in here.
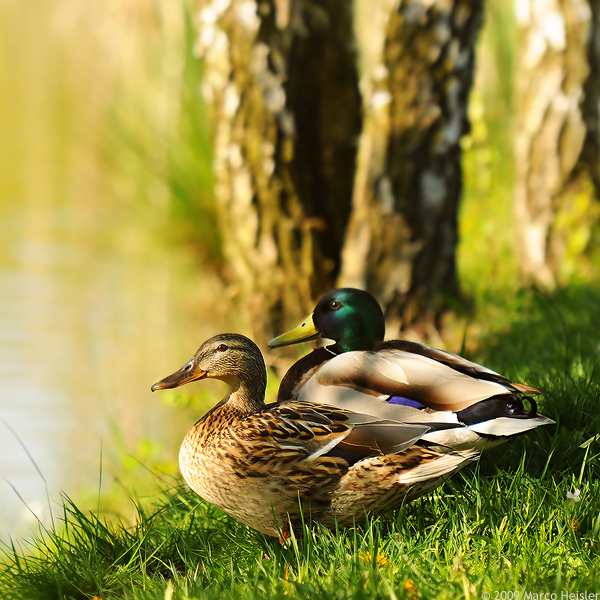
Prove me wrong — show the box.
[0,0,221,541]
[0,197,201,541]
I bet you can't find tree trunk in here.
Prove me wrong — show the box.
[196,0,482,344]
[196,0,361,340]
[513,0,600,288]
[340,0,483,337]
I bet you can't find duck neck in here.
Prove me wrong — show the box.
[334,320,385,353]
[219,374,266,417]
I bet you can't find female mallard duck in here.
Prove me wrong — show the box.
[151,333,476,538]
[269,288,554,451]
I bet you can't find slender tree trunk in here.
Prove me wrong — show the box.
[196,0,482,343]
[513,0,600,288]
[340,0,483,337]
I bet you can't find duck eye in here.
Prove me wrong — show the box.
[328,300,342,310]
[216,344,228,352]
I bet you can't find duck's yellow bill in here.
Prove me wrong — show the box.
[268,314,320,348]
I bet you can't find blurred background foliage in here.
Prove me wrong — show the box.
[1,0,600,542]
[3,0,598,297]
[3,0,594,302]
[459,0,516,299]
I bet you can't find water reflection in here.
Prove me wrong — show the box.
[0,0,220,541]
[0,197,212,541]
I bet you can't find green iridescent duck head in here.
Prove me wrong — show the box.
[269,288,385,353]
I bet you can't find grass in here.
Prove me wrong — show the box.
[2,286,600,599]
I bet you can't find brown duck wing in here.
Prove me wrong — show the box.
[311,350,517,411]
[380,340,544,394]
[234,401,430,464]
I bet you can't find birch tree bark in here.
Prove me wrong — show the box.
[196,0,360,339]
[514,0,600,288]
[340,0,483,337]
[196,0,482,343]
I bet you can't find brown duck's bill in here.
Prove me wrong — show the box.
[151,361,208,391]
[268,313,321,348]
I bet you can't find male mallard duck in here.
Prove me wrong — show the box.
[152,333,476,538]
[269,288,554,451]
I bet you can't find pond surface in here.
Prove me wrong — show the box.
[0,0,222,542]
[0,196,210,542]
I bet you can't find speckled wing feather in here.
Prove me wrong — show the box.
[228,401,430,460]
[326,446,478,527]
[311,350,522,411]
[378,340,543,394]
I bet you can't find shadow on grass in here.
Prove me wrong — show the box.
[463,282,600,478]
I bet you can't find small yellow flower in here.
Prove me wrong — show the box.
[404,579,417,593]
[359,551,389,568]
